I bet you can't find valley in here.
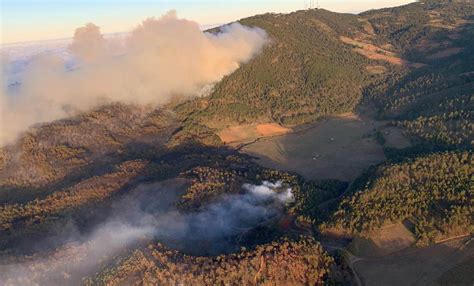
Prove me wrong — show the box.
[0,0,473,285]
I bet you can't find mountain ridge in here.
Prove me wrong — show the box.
[0,1,473,285]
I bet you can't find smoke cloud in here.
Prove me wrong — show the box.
[0,180,292,285]
[0,10,268,146]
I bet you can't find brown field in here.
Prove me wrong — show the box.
[427,21,458,30]
[436,256,474,285]
[355,18,375,41]
[354,48,406,65]
[350,223,416,257]
[310,18,333,33]
[340,37,397,55]
[361,21,375,36]
[340,36,425,68]
[380,126,412,149]
[426,11,472,30]
[380,43,395,51]
[218,123,291,144]
[241,113,386,181]
[353,236,474,286]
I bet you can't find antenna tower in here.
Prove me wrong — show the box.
[307,0,319,9]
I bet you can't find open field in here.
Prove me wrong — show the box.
[350,223,416,257]
[354,236,474,286]
[241,114,388,181]
[379,126,412,149]
[436,256,474,285]
[339,36,425,68]
[218,123,291,144]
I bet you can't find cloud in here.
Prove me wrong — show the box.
[0,10,268,146]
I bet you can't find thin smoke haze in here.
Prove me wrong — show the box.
[0,10,268,146]
[0,180,293,285]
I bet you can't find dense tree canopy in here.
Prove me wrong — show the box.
[326,151,473,245]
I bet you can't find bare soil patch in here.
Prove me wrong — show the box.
[255,123,290,137]
[310,19,333,33]
[426,11,457,29]
[340,36,425,68]
[350,223,416,257]
[362,21,375,36]
[218,123,291,144]
[380,43,395,51]
[340,36,396,55]
[427,21,458,30]
[354,48,406,65]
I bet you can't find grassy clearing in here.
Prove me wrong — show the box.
[218,123,291,144]
[241,114,386,181]
[354,237,474,286]
[436,256,474,286]
[350,223,416,257]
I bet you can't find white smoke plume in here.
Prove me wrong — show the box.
[243,180,294,203]
[0,10,268,146]
[0,180,292,285]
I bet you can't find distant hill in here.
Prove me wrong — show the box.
[177,1,473,147]
[2,2,472,191]
[177,9,372,128]
[0,2,473,284]
[362,1,474,146]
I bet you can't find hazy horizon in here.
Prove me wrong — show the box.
[1,0,415,45]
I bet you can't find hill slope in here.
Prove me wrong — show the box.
[177,9,372,128]
[0,1,473,284]
[175,1,473,149]
[326,151,473,245]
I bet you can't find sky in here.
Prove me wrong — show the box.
[0,0,415,45]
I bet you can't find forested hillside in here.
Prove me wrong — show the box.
[0,1,473,284]
[176,9,374,130]
[0,104,178,195]
[362,1,474,146]
[174,1,473,149]
[326,151,473,245]
[87,238,340,286]
[317,1,474,245]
